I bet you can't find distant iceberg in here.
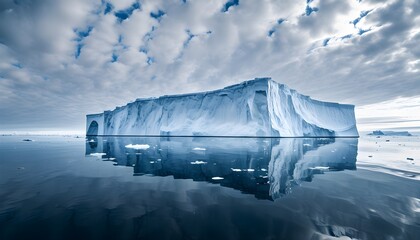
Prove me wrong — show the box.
[86,78,358,137]
[368,130,412,136]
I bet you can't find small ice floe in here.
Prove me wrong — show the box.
[303,143,311,147]
[231,168,242,172]
[125,144,150,150]
[157,158,161,161]
[407,157,414,161]
[193,147,206,151]
[261,168,267,171]
[246,169,255,172]
[149,161,155,164]
[309,166,329,170]
[212,177,224,180]
[88,139,95,143]
[90,153,106,157]
[191,161,207,165]
[22,139,33,142]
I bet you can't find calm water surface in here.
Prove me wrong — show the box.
[0,136,419,240]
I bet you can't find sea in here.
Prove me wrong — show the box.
[0,135,419,240]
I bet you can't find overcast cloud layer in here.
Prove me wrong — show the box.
[0,0,419,133]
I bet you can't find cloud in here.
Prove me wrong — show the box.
[0,0,419,131]
[356,96,420,132]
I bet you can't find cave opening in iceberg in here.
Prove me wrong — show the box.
[86,78,359,137]
[87,121,98,136]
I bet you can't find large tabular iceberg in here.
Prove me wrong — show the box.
[86,78,358,137]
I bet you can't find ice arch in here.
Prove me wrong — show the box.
[87,121,98,136]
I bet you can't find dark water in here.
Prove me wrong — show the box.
[0,136,419,240]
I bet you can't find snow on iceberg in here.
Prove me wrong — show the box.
[86,78,358,137]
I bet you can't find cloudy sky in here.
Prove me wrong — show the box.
[0,0,419,134]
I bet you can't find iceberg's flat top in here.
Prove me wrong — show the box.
[124,77,352,111]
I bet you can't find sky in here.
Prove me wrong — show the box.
[0,0,419,134]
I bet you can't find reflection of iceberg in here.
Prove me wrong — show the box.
[269,139,358,199]
[86,137,358,200]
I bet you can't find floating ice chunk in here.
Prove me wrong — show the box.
[409,197,420,213]
[150,161,155,163]
[261,168,267,171]
[246,169,255,172]
[191,161,207,165]
[125,144,150,150]
[303,144,311,147]
[88,139,95,142]
[90,153,106,157]
[231,168,242,172]
[212,177,224,180]
[193,147,206,151]
[309,166,329,170]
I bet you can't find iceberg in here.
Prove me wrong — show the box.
[86,78,358,137]
[368,130,412,136]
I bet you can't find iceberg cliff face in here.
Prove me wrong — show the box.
[86,78,358,137]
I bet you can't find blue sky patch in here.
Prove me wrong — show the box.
[76,26,93,40]
[358,28,371,35]
[323,38,330,46]
[115,2,141,22]
[74,26,93,59]
[305,5,319,16]
[111,53,118,62]
[183,30,195,48]
[341,34,352,40]
[150,10,165,20]
[222,0,239,12]
[75,43,83,59]
[104,2,113,15]
[351,9,372,27]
